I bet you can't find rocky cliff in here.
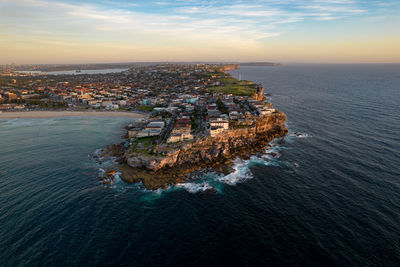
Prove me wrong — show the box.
[220,64,240,71]
[121,112,287,189]
[252,85,265,101]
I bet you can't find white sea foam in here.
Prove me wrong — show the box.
[216,158,254,185]
[113,172,123,184]
[264,145,282,159]
[175,182,214,193]
[289,132,312,138]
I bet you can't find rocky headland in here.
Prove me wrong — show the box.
[99,112,287,190]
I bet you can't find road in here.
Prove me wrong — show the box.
[159,113,176,144]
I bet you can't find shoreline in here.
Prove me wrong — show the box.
[108,112,288,190]
[0,111,146,119]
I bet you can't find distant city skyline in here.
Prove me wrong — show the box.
[1,0,399,64]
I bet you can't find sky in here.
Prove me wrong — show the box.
[0,0,399,64]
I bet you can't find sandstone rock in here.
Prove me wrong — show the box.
[120,112,288,189]
[126,112,287,172]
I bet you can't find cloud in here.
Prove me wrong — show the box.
[303,5,365,13]
[1,0,283,44]
[1,0,398,63]
[0,0,372,44]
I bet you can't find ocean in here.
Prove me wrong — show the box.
[1,64,400,266]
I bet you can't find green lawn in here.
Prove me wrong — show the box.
[130,136,156,155]
[208,77,256,96]
[135,105,154,112]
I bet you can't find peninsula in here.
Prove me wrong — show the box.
[0,63,287,189]
[96,64,287,189]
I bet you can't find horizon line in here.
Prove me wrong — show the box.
[2,61,400,66]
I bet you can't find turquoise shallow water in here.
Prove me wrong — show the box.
[1,64,400,266]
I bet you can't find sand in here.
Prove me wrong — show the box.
[0,111,146,119]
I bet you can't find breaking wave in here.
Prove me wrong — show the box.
[289,132,312,138]
[216,158,254,186]
[175,182,214,193]
[174,141,286,193]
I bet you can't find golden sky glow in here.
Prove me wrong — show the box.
[1,0,399,64]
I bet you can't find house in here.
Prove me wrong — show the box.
[167,133,182,143]
[229,111,244,120]
[6,92,17,100]
[259,107,275,115]
[128,128,142,138]
[118,100,127,106]
[210,118,229,130]
[88,100,101,108]
[105,104,119,110]
[181,132,193,140]
[14,104,26,110]
[0,104,12,110]
[137,128,162,138]
[210,126,225,137]
[146,121,165,129]
[167,131,193,143]
[101,101,113,107]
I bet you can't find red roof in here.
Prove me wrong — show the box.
[176,118,190,123]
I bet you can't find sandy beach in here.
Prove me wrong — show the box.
[0,111,146,119]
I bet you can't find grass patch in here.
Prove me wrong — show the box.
[135,105,154,112]
[208,77,256,96]
[130,136,157,155]
[216,99,229,115]
[137,136,155,148]
[191,109,199,133]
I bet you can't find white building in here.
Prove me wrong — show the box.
[259,108,275,115]
[167,132,193,143]
[210,118,229,130]
[137,129,162,138]
[146,121,165,129]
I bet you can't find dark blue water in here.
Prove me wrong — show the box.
[1,65,400,266]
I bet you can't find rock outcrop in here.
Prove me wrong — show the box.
[121,112,287,189]
[219,64,240,71]
[253,85,265,101]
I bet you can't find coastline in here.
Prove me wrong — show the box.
[0,111,146,119]
[104,112,288,190]
[91,66,287,190]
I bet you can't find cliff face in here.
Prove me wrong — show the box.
[126,112,287,173]
[252,85,265,101]
[220,64,240,71]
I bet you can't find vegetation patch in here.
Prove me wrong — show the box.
[191,109,199,133]
[135,105,154,112]
[208,77,256,96]
[216,99,229,115]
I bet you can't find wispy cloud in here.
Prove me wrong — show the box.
[1,0,375,43]
[1,0,399,63]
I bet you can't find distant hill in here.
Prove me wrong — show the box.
[240,62,281,66]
